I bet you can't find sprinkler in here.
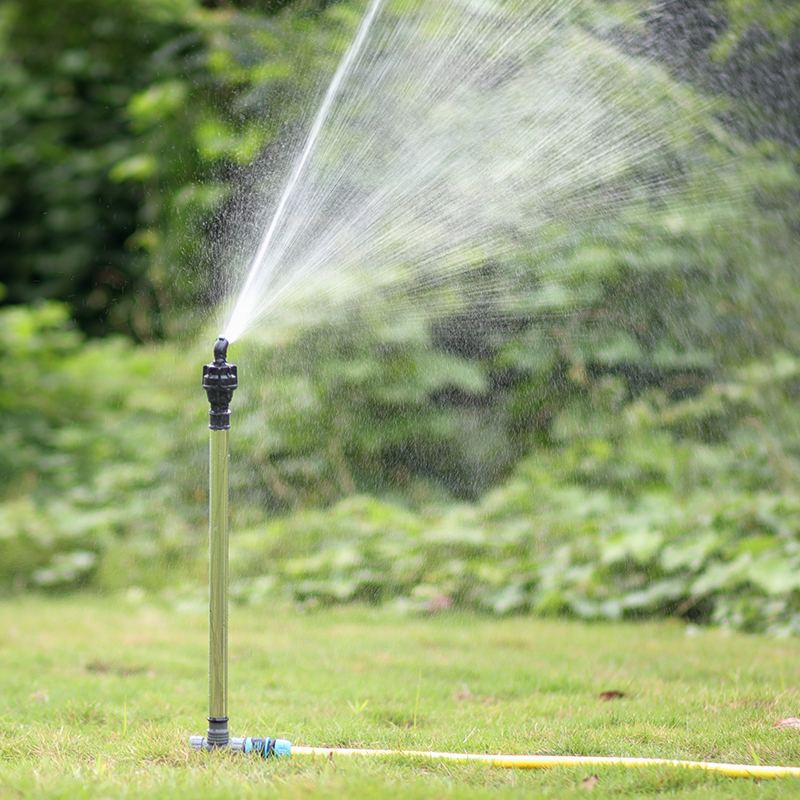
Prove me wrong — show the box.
[190,337,291,757]
[188,339,800,778]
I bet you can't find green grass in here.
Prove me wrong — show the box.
[2,597,800,798]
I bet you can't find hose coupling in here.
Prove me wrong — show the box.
[189,734,293,758]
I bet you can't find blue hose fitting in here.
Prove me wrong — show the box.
[244,737,293,759]
[190,734,293,758]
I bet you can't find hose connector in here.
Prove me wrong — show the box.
[189,734,293,758]
[203,337,238,430]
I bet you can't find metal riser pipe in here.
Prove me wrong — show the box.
[208,428,229,741]
[197,338,238,749]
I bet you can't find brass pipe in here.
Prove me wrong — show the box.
[208,427,229,726]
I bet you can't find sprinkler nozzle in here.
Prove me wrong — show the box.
[203,337,238,430]
[214,336,229,362]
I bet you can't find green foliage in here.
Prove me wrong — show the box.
[5,302,800,635]
[0,302,205,591]
[2,0,800,641]
[221,355,800,635]
[4,0,798,347]
[0,0,196,337]
[710,0,800,60]
[0,0,336,338]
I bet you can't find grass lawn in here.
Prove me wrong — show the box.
[2,596,800,798]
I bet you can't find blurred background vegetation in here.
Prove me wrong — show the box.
[2,0,800,633]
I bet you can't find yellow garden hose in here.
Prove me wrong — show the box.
[289,746,800,780]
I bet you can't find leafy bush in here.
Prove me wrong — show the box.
[224,356,800,635]
[0,0,335,338]
[0,0,194,337]
[0,302,205,591]
[2,0,800,640]
[5,302,800,635]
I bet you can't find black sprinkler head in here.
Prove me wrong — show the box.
[203,337,238,430]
